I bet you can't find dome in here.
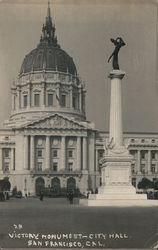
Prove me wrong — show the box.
[20,45,77,76]
[19,2,77,76]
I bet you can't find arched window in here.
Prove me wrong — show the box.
[51,178,60,195]
[67,177,76,191]
[35,177,45,195]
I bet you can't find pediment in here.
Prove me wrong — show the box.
[23,114,86,130]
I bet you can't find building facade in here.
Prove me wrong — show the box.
[0,3,158,195]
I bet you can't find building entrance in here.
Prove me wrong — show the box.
[35,177,45,195]
[51,177,60,195]
[67,177,76,191]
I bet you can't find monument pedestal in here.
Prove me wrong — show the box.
[82,147,147,206]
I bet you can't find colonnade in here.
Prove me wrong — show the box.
[12,82,86,113]
[23,135,88,171]
[135,149,158,173]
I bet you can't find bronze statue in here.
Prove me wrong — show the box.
[108,37,126,70]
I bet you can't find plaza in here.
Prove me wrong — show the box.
[0,197,158,249]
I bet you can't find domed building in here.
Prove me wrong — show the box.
[0,3,158,196]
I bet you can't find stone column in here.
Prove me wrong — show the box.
[147,150,151,173]
[41,83,45,107]
[56,84,60,108]
[27,83,31,108]
[95,149,99,171]
[30,136,35,170]
[24,136,29,170]
[136,150,141,173]
[17,87,21,109]
[83,137,87,170]
[108,71,125,148]
[61,136,66,169]
[77,137,81,170]
[69,86,73,108]
[10,148,14,171]
[45,136,50,170]
[0,148,2,172]
[79,86,82,111]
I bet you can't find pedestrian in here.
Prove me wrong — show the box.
[68,190,74,204]
[40,191,44,201]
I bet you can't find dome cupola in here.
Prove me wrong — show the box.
[10,1,86,125]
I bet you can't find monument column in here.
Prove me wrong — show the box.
[81,37,147,206]
[109,71,124,148]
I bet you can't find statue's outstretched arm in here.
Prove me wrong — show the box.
[108,52,114,63]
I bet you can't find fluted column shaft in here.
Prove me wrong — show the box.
[76,137,81,170]
[24,136,28,170]
[41,83,45,107]
[30,136,35,170]
[10,148,14,171]
[69,86,73,108]
[0,148,2,171]
[95,149,99,171]
[83,137,87,170]
[137,150,140,173]
[45,136,50,170]
[79,87,82,111]
[148,150,151,173]
[61,136,66,169]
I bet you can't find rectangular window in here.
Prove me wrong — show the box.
[68,150,73,158]
[37,162,42,171]
[141,151,146,160]
[53,163,58,171]
[34,94,40,107]
[151,151,156,160]
[61,94,66,107]
[37,149,42,158]
[53,150,58,158]
[3,163,9,173]
[68,162,73,171]
[23,95,27,108]
[73,96,76,109]
[141,164,145,174]
[131,164,135,173]
[151,164,155,173]
[4,148,9,158]
[48,94,53,106]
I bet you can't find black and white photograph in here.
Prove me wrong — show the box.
[0,0,158,249]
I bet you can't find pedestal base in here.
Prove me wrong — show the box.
[80,198,158,207]
[80,148,151,207]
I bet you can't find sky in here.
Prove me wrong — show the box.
[0,0,158,133]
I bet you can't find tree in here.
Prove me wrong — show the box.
[138,177,154,190]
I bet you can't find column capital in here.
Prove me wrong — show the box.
[108,70,125,80]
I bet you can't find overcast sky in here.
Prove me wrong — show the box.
[0,0,158,133]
